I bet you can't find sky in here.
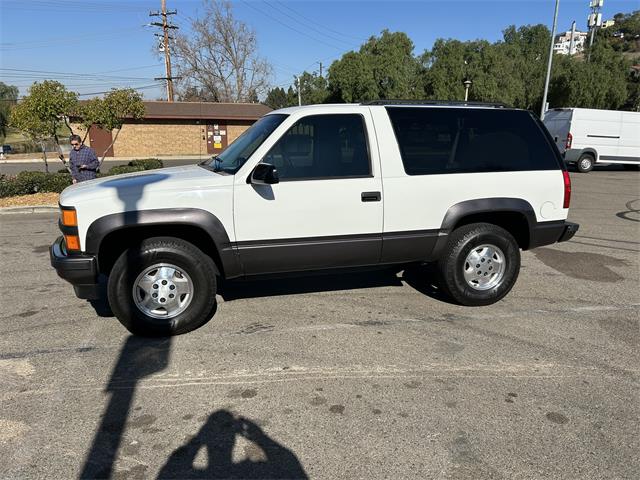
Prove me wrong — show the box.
[0,0,637,100]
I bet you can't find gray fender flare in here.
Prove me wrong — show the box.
[429,198,536,259]
[85,208,242,279]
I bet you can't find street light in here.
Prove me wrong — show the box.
[463,79,472,102]
[541,0,560,119]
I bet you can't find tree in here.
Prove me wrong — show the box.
[614,10,640,39]
[9,80,77,172]
[297,71,329,105]
[178,85,219,102]
[549,42,630,110]
[263,86,299,109]
[78,88,145,164]
[328,30,422,102]
[500,24,551,111]
[0,82,19,141]
[173,0,272,102]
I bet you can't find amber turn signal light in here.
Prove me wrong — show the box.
[61,209,77,226]
[64,234,80,251]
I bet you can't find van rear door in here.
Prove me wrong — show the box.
[617,112,640,165]
[543,109,572,153]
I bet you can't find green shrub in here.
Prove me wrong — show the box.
[0,175,19,197]
[129,158,163,170]
[15,171,50,194]
[0,158,164,198]
[42,173,73,192]
[107,165,145,176]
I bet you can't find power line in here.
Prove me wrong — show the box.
[0,68,154,81]
[0,82,165,101]
[77,83,164,97]
[4,0,147,13]
[274,0,368,43]
[0,27,144,51]
[265,1,360,48]
[96,64,164,74]
[239,0,347,52]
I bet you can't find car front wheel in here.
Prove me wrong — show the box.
[108,237,218,336]
[437,223,520,306]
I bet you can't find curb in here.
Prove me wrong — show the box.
[0,205,58,215]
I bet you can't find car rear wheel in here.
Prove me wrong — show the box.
[108,237,218,336]
[437,223,520,306]
[577,154,594,173]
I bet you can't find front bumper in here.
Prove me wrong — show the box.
[50,236,100,299]
[529,221,579,249]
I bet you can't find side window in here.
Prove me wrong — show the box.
[263,114,371,180]
[386,107,559,175]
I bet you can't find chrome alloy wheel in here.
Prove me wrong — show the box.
[462,244,506,291]
[132,263,193,319]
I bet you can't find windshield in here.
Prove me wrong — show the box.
[200,114,288,174]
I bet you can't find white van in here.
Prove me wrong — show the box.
[543,108,640,172]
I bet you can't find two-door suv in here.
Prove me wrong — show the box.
[51,101,578,336]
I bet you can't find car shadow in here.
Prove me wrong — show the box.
[158,410,308,479]
[87,274,113,317]
[218,264,457,305]
[218,267,404,301]
[401,264,459,305]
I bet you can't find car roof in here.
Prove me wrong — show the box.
[270,101,517,115]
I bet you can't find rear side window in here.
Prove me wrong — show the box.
[386,107,559,175]
[263,114,370,180]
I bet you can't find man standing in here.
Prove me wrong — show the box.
[69,134,99,183]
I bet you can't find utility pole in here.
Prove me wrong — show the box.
[150,0,178,102]
[318,62,323,77]
[587,0,603,61]
[295,76,302,106]
[541,0,560,120]
[569,20,577,55]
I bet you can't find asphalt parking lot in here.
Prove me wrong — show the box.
[0,169,638,479]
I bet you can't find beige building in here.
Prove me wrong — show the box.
[71,101,271,158]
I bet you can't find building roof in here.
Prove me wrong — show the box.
[141,101,271,120]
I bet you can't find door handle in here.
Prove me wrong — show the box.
[361,191,381,202]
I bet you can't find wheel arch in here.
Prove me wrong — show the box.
[578,148,598,161]
[85,208,242,279]
[430,198,536,259]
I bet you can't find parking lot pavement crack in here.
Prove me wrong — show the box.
[2,363,636,401]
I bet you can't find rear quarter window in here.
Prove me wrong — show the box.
[386,107,560,175]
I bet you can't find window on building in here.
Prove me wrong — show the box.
[262,114,371,180]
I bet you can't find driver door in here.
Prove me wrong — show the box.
[233,111,383,275]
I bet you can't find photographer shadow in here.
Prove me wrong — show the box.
[158,410,308,479]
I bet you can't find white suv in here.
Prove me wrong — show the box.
[51,101,579,336]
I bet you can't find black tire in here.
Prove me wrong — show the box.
[577,153,594,173]
[107,237,218,336]
[436,223,520,306]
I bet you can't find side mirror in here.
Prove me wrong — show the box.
[249,163,279,185]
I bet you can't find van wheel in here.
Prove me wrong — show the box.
[437,223,520,306]
[107,237,218,336]
[577,154,594,173]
